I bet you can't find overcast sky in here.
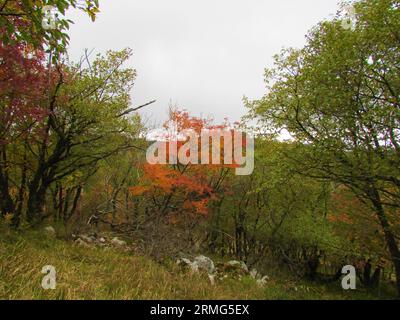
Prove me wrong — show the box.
[67,0,341,127]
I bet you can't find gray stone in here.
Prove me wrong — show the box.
[227,260,249,273]
[257,275,270,287]
[176,258,192,267]
[75,238,91,247]
[79,234,94,243]
[44,226,56,237]
[194,255,215,274]
[208,274,216,286]
[111,237,127,247]
[250,269,260,279]
[176,256,215,275]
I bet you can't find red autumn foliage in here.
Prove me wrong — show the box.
[0,41,48,144]
[130,163,215,216]
[161,110,244,169]
[130,110,236,218]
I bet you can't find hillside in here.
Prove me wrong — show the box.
[0,226,392,300]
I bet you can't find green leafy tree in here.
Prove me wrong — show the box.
[208,139,343,277]
[0,0,100,53]
[247,0,400,294]
[2,49,144,226]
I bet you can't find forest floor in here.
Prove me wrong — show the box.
[0,226,396,300]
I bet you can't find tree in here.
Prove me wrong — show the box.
[0,0,100,54]
[128,110,237,258]
[0,41,48,220]
[208,139,342,273]
[0,0,101,224]
[247,0,400,294]
[0,48,144,226]
[131,110,231,219]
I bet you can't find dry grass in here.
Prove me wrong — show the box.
[0,226,393,300]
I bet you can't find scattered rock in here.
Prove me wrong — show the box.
[189,263,199,273]
[71,233,132,251]
[44,226,56,237]
[194,255,215,274]
[176,258,194,272]
[250,269,260,279]
[176,258,192,267]
[227,260,249,273]
[74,238,91,248]
[208,274,216,286]
[176,256,270,286]
[216,260,249,279]
[177,256,214,274]
[111,237,127,247]
[257,276,270,287]
[79,234,94,243]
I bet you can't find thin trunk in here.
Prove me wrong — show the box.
[26,181,48,225]
[64,185,82,224]
[370,187,400,296]
[0,146,14,216]
[13,142,28,227]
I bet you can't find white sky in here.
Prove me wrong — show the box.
[67,0,341,127]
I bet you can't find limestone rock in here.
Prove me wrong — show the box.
[111,237,127,247]
[194,255,215,274]
[44,226,56,237]
[227,260,249,273]
[257,275,270,287]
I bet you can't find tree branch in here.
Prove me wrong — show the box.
[117,100,156,118]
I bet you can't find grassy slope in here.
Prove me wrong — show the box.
[0,227,393,300]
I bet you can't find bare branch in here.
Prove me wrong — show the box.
[117,100,157,118]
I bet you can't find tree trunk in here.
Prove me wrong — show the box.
[13,142,28,228]
[0,147,15,217]
[0,187,14,217]
[370,187,400,296]
[26,184,48,225]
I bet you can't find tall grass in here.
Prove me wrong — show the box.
[0,226,393,300]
